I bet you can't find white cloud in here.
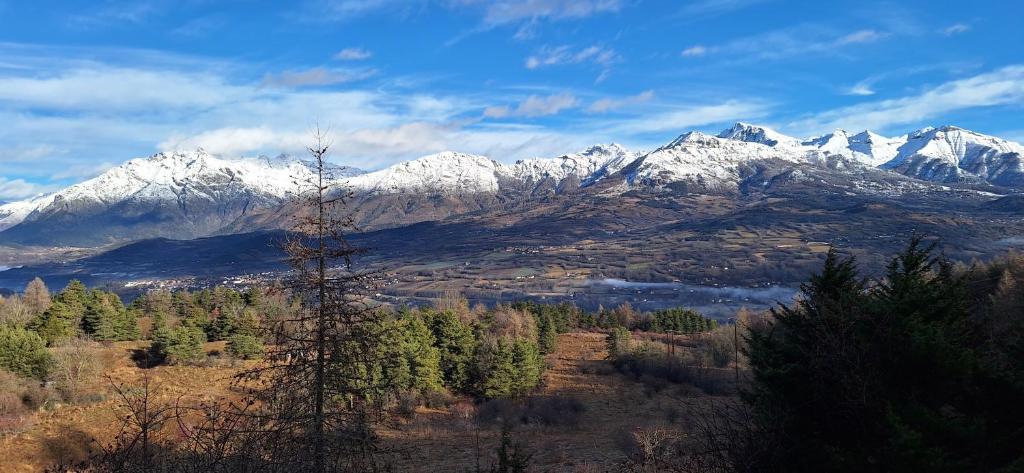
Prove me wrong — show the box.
[943,23,971,36]
[703,26,890,62]
[788,65,1024,134]
[676,0,767,17]
[472,0,622,25]
[680,45,708,57]
[836,29,886,45]
[334,47,372,60]
[588,90,655,113]
[0,67,243,111]
[485,93,579,118]
[612,100,771,135]
[844,80,876,96]
[0,177,55,201]
[525,45,617,69]
[261,67,376,87]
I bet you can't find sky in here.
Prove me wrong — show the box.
[0,0,1022,200]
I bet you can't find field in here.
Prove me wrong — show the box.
[0,333,726,472]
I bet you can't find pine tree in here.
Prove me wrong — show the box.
[537,313,558,354]
[28,300,79,345]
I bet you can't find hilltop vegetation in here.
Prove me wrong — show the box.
[0,237,1022,471]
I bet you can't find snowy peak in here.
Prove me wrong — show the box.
[0,193,56,232]
[0,150,364,236]
[802,129,903,167]
[884,126,1024,185]
[512,143,636,184]
[344,151,508,195]
[718,122,799,147]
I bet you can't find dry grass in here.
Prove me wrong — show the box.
[0,334,726,472]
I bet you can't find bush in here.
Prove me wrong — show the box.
[476,395,586,428]
[150,326,207,365]
[50,338,102,403]
[226,334,263,360]
[0,325,52,379]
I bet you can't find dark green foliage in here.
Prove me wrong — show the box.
[744,239,1024,472]
[473,339,544,399]
[149,325,207,365]
[423,310,476,391]
[0,325,52,379]
[395,312,443,392]
[536,313,558,354]
[489,427,532,473]
[226,334,263,360]
[643,308,715,333]
[83,291,139,341]
[606,327,632,359]
[28,300,78,345]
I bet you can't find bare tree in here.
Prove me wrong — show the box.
[24,277,51,315]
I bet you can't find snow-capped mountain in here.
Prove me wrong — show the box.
[344,151,507,195]
[718,122,801,148]
[802,130,904,167]
[513,143,636,185]
[622,130,807,191]
[883,126,1024,186]
[2,123,1022,248]
[714,123,1024,186]
[0,193,56,232]
[340,144,636,196]
[0,150,363,245]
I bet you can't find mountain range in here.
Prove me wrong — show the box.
[1,123,1021,248]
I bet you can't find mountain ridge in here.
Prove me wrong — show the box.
[1,123,1021,247]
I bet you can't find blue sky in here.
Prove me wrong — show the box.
[0,0,1022,199]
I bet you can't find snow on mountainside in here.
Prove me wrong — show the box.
[344,151,507,194]
[0,150,366,245]
[802,130,904,167]
[0,193,56,232]
[718,122,801,147]
[2,123,1023,247]
[342,145,636,195]
[623,130,807,190]
[883,126,1024,185]
[513,143,636,184]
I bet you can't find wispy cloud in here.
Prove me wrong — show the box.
[525,44,618,69]
[261,67,376,87]
[0,177,55,200]
[676,0,768,18]
[835,29,886,45]
[588,90,655,113]
[612,99,771,135]
[943,23,971,36]
[484,93,579,118]
[334,47,372,60]
[788,65,1024,134]
[66,1,161,29]
[680,45,708,57]
[470,0,622,25]
[694,25,890,61]
[844,79,876,96]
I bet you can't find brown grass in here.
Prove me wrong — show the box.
[0,334,725,472]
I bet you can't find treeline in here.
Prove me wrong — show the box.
[637,237,1024,473]
[511,300,718,334]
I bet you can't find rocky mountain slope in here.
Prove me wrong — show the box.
[0,123,1021,247]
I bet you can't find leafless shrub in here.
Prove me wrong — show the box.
[50,338,103,403]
